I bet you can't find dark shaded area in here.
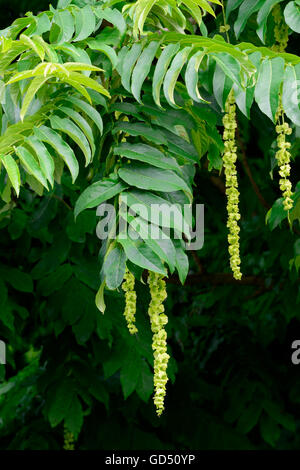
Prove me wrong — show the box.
[0,0,51,29]
[0,0,300,451]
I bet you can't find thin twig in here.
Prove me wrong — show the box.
[191,251,205,274]
[52,194,72,211]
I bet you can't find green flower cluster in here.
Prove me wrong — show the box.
[275,103,293,212]
[63,426,75,450]
[222,90,242,281]
[220,24,230,33]
[122,267,138,334]
[272,4,289,52]
[147,271,169,417]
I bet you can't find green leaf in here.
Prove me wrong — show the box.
[174,240,189,284]
[48,379,74,427]
[87,40,118,69]
[95,280,106,313]
[236,402,262,434]
[66,71,110,98]
[55,43,91,68]
[194,0,219,16]
[63,62,101,73]
[59,81,90,106]
[50,115,92,166]
[136,360,153,402]
[37,264,73,296]
[120,190,191,238]
[260,413,280,447]
[185,50,206,102]
[181,0,202,27]
[113,122,167,145]
[72,5,95,42]
[51,9,75,44]
[282,64,300,126]
[34,35,58,62]
[75,176,127,218]
[256,0,286,42]
[117,236,166,275]
[3,267,33,292]
[266,198,287,230]
[234,0,265,38]
[15,146,48,189]
[64,394,83,437]
[131,41,160,103]
[58,105,95,155]
[120,350,142,399]
[26,174,44,196]
[19,34,45,60]
[25,135,55,187]
[114,143,180,171]
[118,163,192,200]
[226,0,244,20]
[61,278,85,324]
[233,51,261,119]
[160,128,199,163]
[207,143,222,170]
[94,6,126,36]
[133,0,158,37]
[103,339,127,377]
[37,10,52,30]
[163,47,192,107]
[20,75,50,120]
[121,43,143,92]
[1,154,20,196]
[103,244,126,290]
[284,1,300,33]
[5,16,34,40]
[89,379,109,409]
[72,308,95,344]
[7,68,48,85]
[67,211,96,243]
[152,43,180,107]
[121,210,176,272]
[0,43,27,72]
[34,125,79,183]
[213,63,233,110]
[57,0,72,7]
[254,57,285,122]
[62,95,103,135]
[263,399,296,431]
[210,52,242,90]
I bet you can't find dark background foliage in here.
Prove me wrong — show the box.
[0,0,300,450]
[0,0,50,29]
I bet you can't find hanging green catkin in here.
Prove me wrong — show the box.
[147,271,169,417]
[122,267,138,334]
[272,4,289,53]
[275,102,293,212]
[222,90,242,281]
[63,425,75,450]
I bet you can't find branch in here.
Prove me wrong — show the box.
[52,194,72,211]
[191,251,205,274]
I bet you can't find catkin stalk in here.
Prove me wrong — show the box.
[222,90,242,281]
